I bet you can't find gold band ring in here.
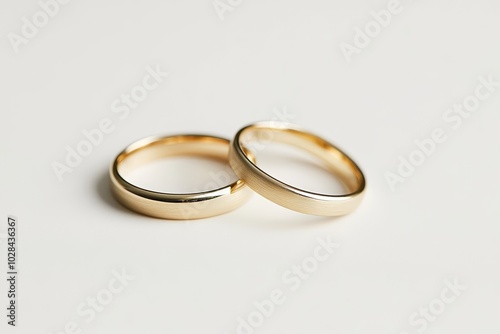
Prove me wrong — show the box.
[229,122,366,216]
[110,135,253,220]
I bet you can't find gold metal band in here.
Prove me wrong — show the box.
[110,135,253,220]
[229,122,366,216]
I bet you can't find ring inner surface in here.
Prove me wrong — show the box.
[117,136,230,181]
[239,127,364,194]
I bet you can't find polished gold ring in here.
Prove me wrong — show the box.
[229,122,366,216]
[110,135,253,220]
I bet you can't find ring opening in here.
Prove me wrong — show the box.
[239,126,364,194]
[116,135,238,194]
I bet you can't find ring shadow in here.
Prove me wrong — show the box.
[95,170,131,215]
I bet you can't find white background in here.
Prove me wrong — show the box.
[1,0,500,333]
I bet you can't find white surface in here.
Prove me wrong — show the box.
[1,0,499,333]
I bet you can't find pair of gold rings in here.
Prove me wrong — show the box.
[109,122,366,220]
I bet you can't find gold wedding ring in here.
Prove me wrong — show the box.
[229,122,366,216]
[110,135,253,220]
